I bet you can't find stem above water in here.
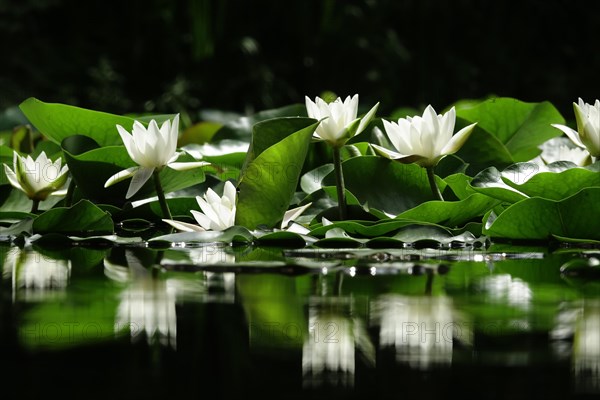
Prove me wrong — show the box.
[153,170,172,220]
[426,166,444,201]
[332,146,347,220]
[30,199,40,214]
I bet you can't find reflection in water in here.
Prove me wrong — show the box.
[105,250,205,349]
[205,271,236,303]
[573,301,600,395]
[116,278,178,348]
[479,275,533,309]
[302,296,375,388]
[2,247,71,302]
[477,274,533,333]
[371,295,465,369]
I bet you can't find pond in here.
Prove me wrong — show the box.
[2,238,599,400]
[3,94,600,400]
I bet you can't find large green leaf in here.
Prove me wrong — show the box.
[236,117,318,229]
[396,194,500,228]
[62,135,206,206]
[502,163,600,201]
[483,187,600,241]
[20,97,147,147]
[32,199,114,236]
[454,97,564,174]
[321,156,444,217]
[470,166,530,204]
[471,162,600,203]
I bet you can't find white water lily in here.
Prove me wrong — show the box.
[3,151,69,202]
[163,180,237,232]
[552,98,600,158]
[305,94,379,148]
[535,137,591,166]
[373,105,477,167]
[193,180,237,230]
[105,114,209,199]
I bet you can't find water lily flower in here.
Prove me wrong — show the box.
[3,151,69,212]
[305,94,379,220]
[551,98,600,159]
[192,180,237,231]
[535,137,591,166]
[373,105,476,168]
[305,94,379,148]
[105,114,209,218]
[163,180,237,232]
[372,105,477,200]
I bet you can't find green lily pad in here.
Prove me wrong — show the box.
[321,156,445,216]
[470,166,529,204]
[20,97,172,147]
[396,194,500,228]
[471,162,600,204]
[236,117,318,229]
[483,187,600,241]
[503,162,600,201]
[149,225,254,245]
[253,230,313,247]
[454,97,564,174]
[32,199,114,236]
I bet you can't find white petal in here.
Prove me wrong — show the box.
[370,143,406,159]
[222,181,237,205]
[162,218,205,232]
[440,123,477,155]
[126,167,155,199]
[3,163,22,191]
[117,124,140,163]
[196,195,221,226]
[104,167,139,188]
[305,96,319,119]
[282,202,312,229]
[167,161,211,171]
[551,124,585,148]
[190,210,214,230]
[356,102,379,135]
[204,187,221,205]
[168,114,180,158]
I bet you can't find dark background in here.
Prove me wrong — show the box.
[2,0,599,122]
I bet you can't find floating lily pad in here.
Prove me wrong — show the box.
[483,187,600,241]
[32,199,114,236]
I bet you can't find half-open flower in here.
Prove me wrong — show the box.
[104,114,210,199]
[536,137,592,166]
[305,94,379,148]
[372,105,477,168]
[163,180,237,232]
[551,98,600,158]
[3,151,69,201]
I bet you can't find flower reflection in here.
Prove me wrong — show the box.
[371,295,464,369]
[115,278,178,348]
[573,301,600,394]
[479,275,532,309]
[302,297,375,388]
[2,247,71,302]
[105,250,205,349]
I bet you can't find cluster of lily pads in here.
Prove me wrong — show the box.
[1,95,599,247]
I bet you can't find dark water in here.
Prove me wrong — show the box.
[1,242,600,399]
